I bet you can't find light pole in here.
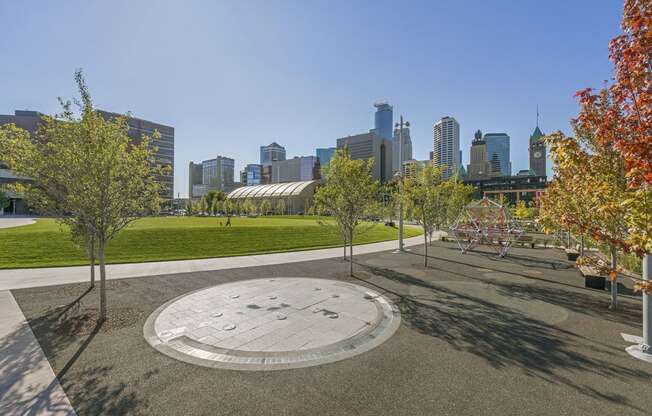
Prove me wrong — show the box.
[395,116,409,251]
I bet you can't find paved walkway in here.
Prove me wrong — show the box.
[0,290,76,415]
[0,235,426,415]
[0,235,426,291]
[0,217,35,229]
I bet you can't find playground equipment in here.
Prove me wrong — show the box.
[450,197,524,258]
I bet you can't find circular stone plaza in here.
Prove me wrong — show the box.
[144,278,401,370]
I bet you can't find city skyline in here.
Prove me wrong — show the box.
[0,1,622,197]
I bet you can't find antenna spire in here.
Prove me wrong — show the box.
[536,105,539,128]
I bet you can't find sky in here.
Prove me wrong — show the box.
[0,0,624,197]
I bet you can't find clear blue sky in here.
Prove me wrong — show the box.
[1,0,623,197]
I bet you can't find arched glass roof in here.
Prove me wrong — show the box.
[227,180,319,199]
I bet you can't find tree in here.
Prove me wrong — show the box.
[199,198,208,215]
[3,71,165,323]
[314,148,378,276]
[274,199,285,216]
[513,200,534,221]
[259,199,271,216]
[186,199,195,216]
[205,190,219,216]
[542,127,630,309]
[402,165,446,267]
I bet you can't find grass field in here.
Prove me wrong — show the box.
[0,216,421,269]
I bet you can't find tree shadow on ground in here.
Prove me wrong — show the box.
[354,264,649,412]
[437,243,573,270]
[1,287,145,415]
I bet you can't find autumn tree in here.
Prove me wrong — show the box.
[274,199,285,216]
[314,148,379,276]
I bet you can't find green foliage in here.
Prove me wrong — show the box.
[259,199,272,215]
[274,199,285,215]
[313,148,379,274]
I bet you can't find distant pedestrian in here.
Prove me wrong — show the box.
[226,217,232,227]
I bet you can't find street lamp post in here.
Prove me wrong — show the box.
[395,116,409,251]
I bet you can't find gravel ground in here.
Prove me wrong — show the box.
[11,241,652,415]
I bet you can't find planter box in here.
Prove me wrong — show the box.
[565,249,579,261]
[585,276,606,290]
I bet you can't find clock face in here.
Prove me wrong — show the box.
[534,151,542,158]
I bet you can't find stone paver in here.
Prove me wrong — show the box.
[0,291,76,416]
[0,234,427,291]
[144,277,401,370]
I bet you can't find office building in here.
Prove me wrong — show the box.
[463,174,547,206]
[467,130,492,180]
[373,101,393,140]
[316,147,336,168]
[337,132,393,183]
[392,125,412,173]
[271,156,320,183]
[529,125,546,177]
[261,165,273,185]
[484,133,511,176]
[188,162,204,198]
[432,116,460,178]
[402,159,423,181]
[98,110,175,199]
[260,142,286,166]
[244,164,262,186]
[202,156,235,192]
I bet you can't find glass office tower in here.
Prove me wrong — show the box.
[484,133,511,176]
[373,102,393,140]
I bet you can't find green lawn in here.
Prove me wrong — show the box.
[0,216,421,269]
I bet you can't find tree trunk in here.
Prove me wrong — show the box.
[349,229,354,277]
[89,238,95,288]
[343,240,347,260]
[567,229,571,249]
[643,254,651,349]
[580,235,585,257]
[423,226,428,268]
[609,245,618,310]
[98,239,107,323]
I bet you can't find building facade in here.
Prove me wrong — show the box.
[271,156,320,183]
[392,125,413,174]
[98,110,175,200]
[373,101,393,140]
[202,156,235,192]
[244,164,262,186]
[463,174,547,206]
[260,142,286,166]
[432,116,460,178]
[316,147,335,169]
[467,130,492,180]
[337,132,393,183]
[484,133,511,177]
[529,126,546,177]
[188,162,203,198]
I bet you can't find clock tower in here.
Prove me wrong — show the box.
[529,125,546,177]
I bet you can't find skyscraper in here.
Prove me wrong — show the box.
[337,132,393,183]
[202,155,235,191]
[432,116,460,178]
[373,101,393,140]
[529,125,546,177]
[484,133,511,176]
[188,162,203,198]
[260,142,286,166]
[316,147,336,168]
[244,164,262,186]
[392,125,412,173]
[467,130,492,179]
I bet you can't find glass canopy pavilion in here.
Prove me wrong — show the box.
[226,180,320,214]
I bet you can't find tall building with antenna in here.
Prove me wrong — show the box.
[529,107,546,177]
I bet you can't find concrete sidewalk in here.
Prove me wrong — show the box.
[0,290,76,415]
[0,235,426,291]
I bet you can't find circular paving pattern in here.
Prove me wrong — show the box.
[144,277,401,371]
